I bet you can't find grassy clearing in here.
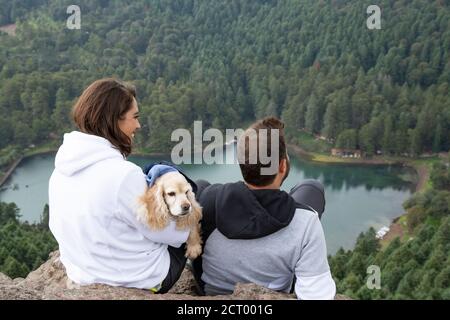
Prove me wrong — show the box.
[409,157,442,191]
[23,141,59,157]
[293,131,332,154]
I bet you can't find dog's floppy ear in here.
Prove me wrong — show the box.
[138,183,170,230]
[186,189,202,227]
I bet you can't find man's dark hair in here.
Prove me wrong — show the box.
[238,117,288,186]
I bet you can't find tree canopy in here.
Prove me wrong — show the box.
[0,203,57,278]
[0,0,448,156]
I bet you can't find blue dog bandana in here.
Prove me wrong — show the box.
[143,161,198,193]
[145,164,177,187]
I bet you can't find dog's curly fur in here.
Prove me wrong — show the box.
[137,172,203,259]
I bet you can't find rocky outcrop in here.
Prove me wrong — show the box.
[0,251,348,300]
[0,251,295,300]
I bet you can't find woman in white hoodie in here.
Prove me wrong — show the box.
[49,78,189,293]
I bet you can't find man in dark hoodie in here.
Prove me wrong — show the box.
[192,117,336,300]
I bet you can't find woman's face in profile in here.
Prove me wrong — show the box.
[118,98,141,140]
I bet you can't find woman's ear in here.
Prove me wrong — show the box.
[142,184,170,230]
[279,158,286,174]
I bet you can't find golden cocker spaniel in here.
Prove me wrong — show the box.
[137,171,202,259]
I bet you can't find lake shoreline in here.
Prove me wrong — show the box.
[0,157,24,188]
[287,143,425,189]
[288,143,404,166]
[1,143,421,254]
[0,148,169,188]
[1,143,425,190]
[287,143,432,250]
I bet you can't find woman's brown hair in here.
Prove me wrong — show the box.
[72,78,136,157]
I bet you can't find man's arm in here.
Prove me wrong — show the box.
[294,213,336,300]
[198,183,221,243]
[192,181,220,292]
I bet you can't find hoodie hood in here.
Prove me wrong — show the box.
[54,131,123,176]
[199,182,297,240]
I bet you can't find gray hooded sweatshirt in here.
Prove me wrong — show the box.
[197,182,336,300]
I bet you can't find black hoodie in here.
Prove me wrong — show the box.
[198,181,300,243]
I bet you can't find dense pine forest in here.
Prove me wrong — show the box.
[0,0,449,298]
[0,0,449,156]
[0,203,57,278]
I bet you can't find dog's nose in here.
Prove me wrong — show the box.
[181,204,191,212]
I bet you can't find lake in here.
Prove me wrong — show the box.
[0,146,416,254]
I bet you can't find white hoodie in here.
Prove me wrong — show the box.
[49,131,189,289]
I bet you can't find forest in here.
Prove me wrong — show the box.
[0,0,449,159]
[0,203,57,278]
[0,0,449,298]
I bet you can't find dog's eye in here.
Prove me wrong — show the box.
[167,192,176,197]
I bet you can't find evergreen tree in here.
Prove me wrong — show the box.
[305,94,320,134]
[336,129,357,150]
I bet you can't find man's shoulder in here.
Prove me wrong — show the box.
[294,207,319,219]
[290,208,320,229]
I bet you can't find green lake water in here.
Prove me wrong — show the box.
[0,146,415,254]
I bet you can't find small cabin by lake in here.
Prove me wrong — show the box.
[331,148,362,159]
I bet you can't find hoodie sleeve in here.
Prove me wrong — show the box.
[294,213,336,300]
[116,167,189,248]
[197,183,221,242]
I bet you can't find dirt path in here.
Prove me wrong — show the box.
[0,24,16,36]
[415,165,429,192]
[380,165,429,243]
[380,220,404,245]
[0,24,17,36]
